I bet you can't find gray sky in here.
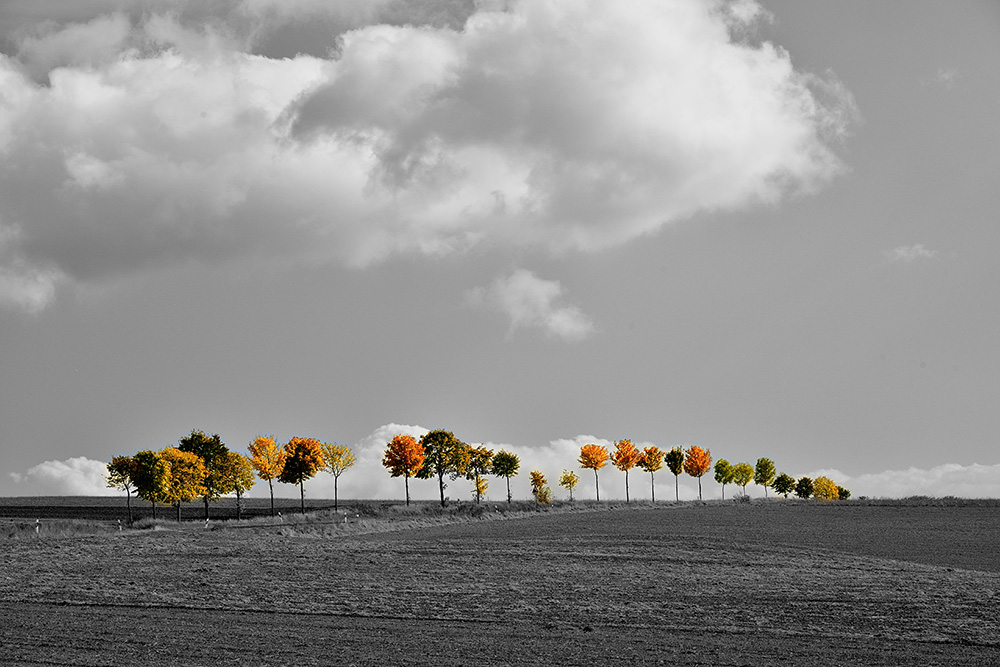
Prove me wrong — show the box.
[2,0,999,500]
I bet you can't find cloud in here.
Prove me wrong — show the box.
[9,456,111,495]
[923,66,959,89]
[0,0,856,309]
[805,464,1000,499]
[467,269,595,341]
[883,243,941,263]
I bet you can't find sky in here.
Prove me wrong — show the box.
[1,0,998,502]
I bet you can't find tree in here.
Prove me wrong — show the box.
[220,451,256,520]
[132,449,170,519]
[465,445,494,503]
[665,447,684,501]
[610,439,641,503]
[160,447,207,522]
[773,473,796,499]
[795,476,814,499]
[491,450,520,503]
[248,435,286,517]
[637,446,663,503]
[714,459,733,500]
[178,430,230,520]
[320,442,356,511]
[682,445,712,501]
[754,457,777,497]
[416,429,471,507]
[837,486,851,500]
[730,462,754,497]
[813,476,839,501]
[529,470,552,504]
[279,437,325,514]
[106,455,137,524]
[558,470,579,501]
[578,444,609,501]
[382,434,425,506]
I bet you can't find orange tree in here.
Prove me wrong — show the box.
[160,447,207,522]
[382,434,425,505]
[106,455,137,524]
[491,450,520,503]
[682,445,712,500]
[664,447,684,501]
[637,446,663,503]
[279,437,325,514]
[610,439,641,503]
[578,444,609,501]
[320,442,356,511]
[416,429,471,507]
[465,445,494,503]
[248,435,286,517]
[178,430,230,520]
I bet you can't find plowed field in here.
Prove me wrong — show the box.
[1,502,998,666]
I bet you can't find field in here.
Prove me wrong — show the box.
[1,498,999,666]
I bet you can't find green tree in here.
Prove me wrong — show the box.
[837,486,851,500]
[320,442,356,511]
[465,445,494,503]
[795,476,814,499]
[491,450,520,503]
[637,446,663,503]
[714,459,733,500]
[160,447,207,522]
[219,451,256,520]
[106,455,137,524]
[754,457,777,497]
[132,450,170,520]
[279,437,326,514]
[730,462,754,497]
[773,473,796,498]
[178,430,229,520]
[416,429,471,507]
[664,447,684,501]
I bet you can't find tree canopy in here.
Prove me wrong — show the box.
[416,429,470,507]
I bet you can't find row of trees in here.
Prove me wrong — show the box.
[382,432,850,505]
[107,431,356,522]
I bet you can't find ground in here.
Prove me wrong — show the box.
[1,501,998,666]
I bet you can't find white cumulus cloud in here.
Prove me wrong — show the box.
[0,0,856,309]
[467,269,595,341]
[9,457,111,495]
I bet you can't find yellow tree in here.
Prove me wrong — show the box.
[813,476,840,500]
[637,446,664,503]
[279,437,325,515]
[106,455,137,524]
[248,435,286,517]
[682,445,712,501]
[578,444,610,501]
[382,434,425,506]
[220,451,256,520]
[558,470,579,501]
[320,442,356,511]
[610,439,641,503]
[529,470,551,504]
[465,445,494,503]
[731,462,754,497]
[160,447,207,522]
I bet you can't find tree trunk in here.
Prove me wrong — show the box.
[235,491,243,521]
[334,476,339,512]
[650,472,655,503]
[438,472,446,507]
[268,479,275,517]
[506,477,511,503]
[697,477,702,501]
[125,491,133,524]
[722,483,725,501]
[674,474,679,502]
[594,469,600,502]
[625,470,630,503]
[404,474,411,506]
[203,496,210,521]
[299,480,306,514]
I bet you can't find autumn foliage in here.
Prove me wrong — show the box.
[382,434,425,506]
[248,435,286,517]
[682,446,712,500]
[610,439,641,503]
[279,437,325,514]
[578,444,610,501]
